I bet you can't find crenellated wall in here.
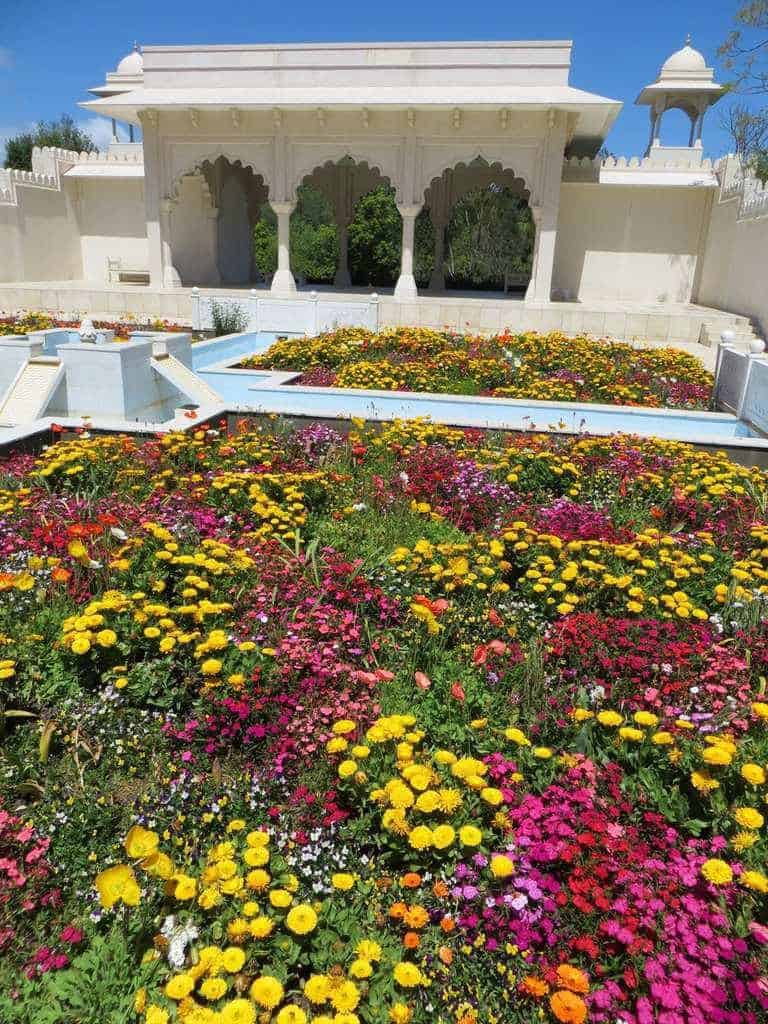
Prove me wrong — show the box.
[697,156,768,336]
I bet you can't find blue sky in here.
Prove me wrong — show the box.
[0,0,760,159]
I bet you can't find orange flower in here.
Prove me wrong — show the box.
[403,905,429,930]
[432,881,449,899]
[401,873,422,889]
[403,931,420,949]
[52,567,71,583]
[550,990,587,1024]
[555,965,589,995]
[438,946,453,965]
[439,915,455,934]
[520,976,549,998]
[388,901,407,920]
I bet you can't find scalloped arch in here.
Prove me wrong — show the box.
[290,148,402,203]
[423,157,531,205]
[167,153,270,203]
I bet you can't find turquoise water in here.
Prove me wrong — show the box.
[190,331,760,443]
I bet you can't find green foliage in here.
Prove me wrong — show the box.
[210,299,248,337]
[0,925,158,1024]
[348,185,403,286]
[252,217,278,278]
[445,185,533,289]
[252,186,340,283]
[4,115,96,170]
[291,221,339,283]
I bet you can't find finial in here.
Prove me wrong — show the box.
[685,32,692,46]
[133,40,140,52]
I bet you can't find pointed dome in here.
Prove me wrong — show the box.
[116,44,143,76]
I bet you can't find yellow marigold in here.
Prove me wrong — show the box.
[356,939,382,961]
[172,874,197,901]
[249,975,284,1009]
[275,1008,307,1024]
[285,904,318,935]
[741,870,768,893]
[408,826,433,850]
[304,975,329,1004]
[221,999,256,1024]
[201,658,222,676]
[459,825,483,847]
[329,980,360,1012]
[571,708,593,722]
[145,1008,169,1024]
[702,746,732,767]
[199,977,228,1001]
[349,958,373,979]
[633,711,659,728]
[596,711,623,727]
[504,727,530,746]
[393,962,422,987]
[248,917,274,940]
[732,830,759,852]
[338,759,358,779]
[164,973,195,1000]
[333,719,356,735]
[619,727,644,743]
[269,889,292,908]
[389,1004,412,1024]
[752,702,768,720]
[701,858,733,886]
[741,763,767,786]
[246,869,270,892]
[532,747,553,759]
[651,732,674,746]
[96,629,117,648]
[431,824,456,850]
[243,846,269,868]
[326,738,348,754]
[734,807,764,830]
[221,946,246,973]
[245,830,270,848]
[490,854,515,879]
[691,770,720,793]
[415,790,441,813]
[555,964,590,994]
[331,872,356,890]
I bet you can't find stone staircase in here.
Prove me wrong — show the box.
[0,357,63,426]
[698,314,764,352]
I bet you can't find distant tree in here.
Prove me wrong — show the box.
[719,2,768,172]
[4,114,96,170]
[251,185,340,283]
[445,186,534,290]
[348,186,402,286]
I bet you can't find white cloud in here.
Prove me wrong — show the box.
[0,48,13,71]
[78,116,116,152]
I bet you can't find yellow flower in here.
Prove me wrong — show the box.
[596,711,623,727]
[329,980,360,1012]
[221,999,257,1024]
[201,658,222,675]
[734,807,764,830]
[741,870,768,893]
[146,1008,169,1024]
[651,732,674,746]
[393,962,422,987]
[619,727,644,743]
[221,946,246,973]
[356,939,382,961]
[276,1008,307,1024]
[124,825,159,860]
[701,858,733,886]
[331,872,356,890]
[732,830,759,852]
[326,737,348,754]
[572,708,593,722]
[199,977,228,1000]
[95,863,140,908]
[245,830,270,847]
[248,917,274,940]
[504,727,530,746]
[459,825,483,847]
[338,759,358,779]
[246,868,270,892]
[285,904,318,935]
[172,874,197,901]
[532,747,553,759]
[349,958,373,979]
[249,975,284,1009]
[269,889,293,908]
[96,629,117,648]
[490,854,515,879]
[304,975,330,1004]
[164,973,195,1000]
[691,770,720,793]
[71,636,91,655]
[741,763,767,786]
[389,1005,412,1024]
[702,746,733,767]
[633,711,659,728]
[243,846,269,867]
[431,824,456,850]
[408,826,433,850]
[227,819,245,833]
[752,702,768,720]
[333,719,356,735]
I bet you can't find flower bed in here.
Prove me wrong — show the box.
[1,418,767,1024]
[0,311,187,339]
[240,328,714,409]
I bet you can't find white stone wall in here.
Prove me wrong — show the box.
[75,178,148,282]
[697,160,768,336]
[553,183,710,302]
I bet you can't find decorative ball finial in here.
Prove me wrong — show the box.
[133,40,140,53]
[685,32,692,46]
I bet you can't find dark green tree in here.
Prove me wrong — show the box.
[4,115,96,170]
[445,186,533,290]
[252,185,340,283]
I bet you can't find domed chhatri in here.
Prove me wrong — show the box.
[660,35,707,74]
[636,35,725,156]
[116,43,143,77]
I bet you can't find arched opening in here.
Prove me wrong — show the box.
[251,185,340,286]
[168,157,269,287]
[657,105,697,148]
[423,158,533,294]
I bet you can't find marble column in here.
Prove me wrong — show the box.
[393,203,422,301]
[270,200,297,295]
[159,199,181,288]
